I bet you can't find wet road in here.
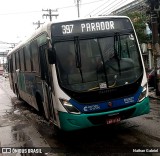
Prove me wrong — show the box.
[0,76,160,156]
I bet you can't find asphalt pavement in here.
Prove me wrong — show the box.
[0,76,52,156]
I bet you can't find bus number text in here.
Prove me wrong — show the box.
[62,24,74,34]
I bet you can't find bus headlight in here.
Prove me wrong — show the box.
[138,84,147,102]
[59,98,81,114]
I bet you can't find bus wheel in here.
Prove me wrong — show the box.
[36,94,45,117]
[49,119,60,136]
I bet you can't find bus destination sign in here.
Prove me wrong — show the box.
[61,21,114,34]
[52,18,132,36]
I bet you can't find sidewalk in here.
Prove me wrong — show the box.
[148,89,160,100]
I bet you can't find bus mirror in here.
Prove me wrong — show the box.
[48,48,55,64]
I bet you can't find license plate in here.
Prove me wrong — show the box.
[106,116,121,124]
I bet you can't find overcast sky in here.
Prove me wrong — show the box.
[0,0,134,47]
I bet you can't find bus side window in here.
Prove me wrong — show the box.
[13,53,16,72]
[23,48,27,71]
[8,58,10,73]
[19,49,25,71]
[18,51,21,70]
[8,57,13,73]
[15,51,20,70]
[31,40,40,73]
[24,44,32,71]
[39,45,49,81]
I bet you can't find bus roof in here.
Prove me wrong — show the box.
[52,15,130,23]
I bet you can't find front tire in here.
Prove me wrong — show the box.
[36,94,45,117]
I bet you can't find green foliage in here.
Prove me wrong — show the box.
[126,12,149,43]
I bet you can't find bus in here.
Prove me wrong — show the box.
[7,16,150,131]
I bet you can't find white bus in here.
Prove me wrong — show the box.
[7,16,150,131]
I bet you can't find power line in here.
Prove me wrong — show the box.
[91,0,114,16]
[78,0,105,6]
[54,0,106,10]
[104,0,135,15]
[0,10,41,16]
[101,0,127,15]
[92,1,118,16]
[85,0,111,17]
[0,0,106,16]
[92,0,133,16]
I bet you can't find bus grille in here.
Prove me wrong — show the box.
[87,108,135,125]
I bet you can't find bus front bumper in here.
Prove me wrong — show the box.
[58,97,150,131]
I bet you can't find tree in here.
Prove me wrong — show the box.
[127,12,149,43]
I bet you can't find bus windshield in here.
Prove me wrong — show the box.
[54,33,143,92]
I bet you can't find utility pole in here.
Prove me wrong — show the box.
[148,0,160,95]
[42,9,59,21]
[33,20,44,29]
[75,0,80,18]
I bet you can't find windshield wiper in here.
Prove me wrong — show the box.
[74,37,81,68]
[74,37,84,82]
[114,33,121,75]
[97,39,109,88]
